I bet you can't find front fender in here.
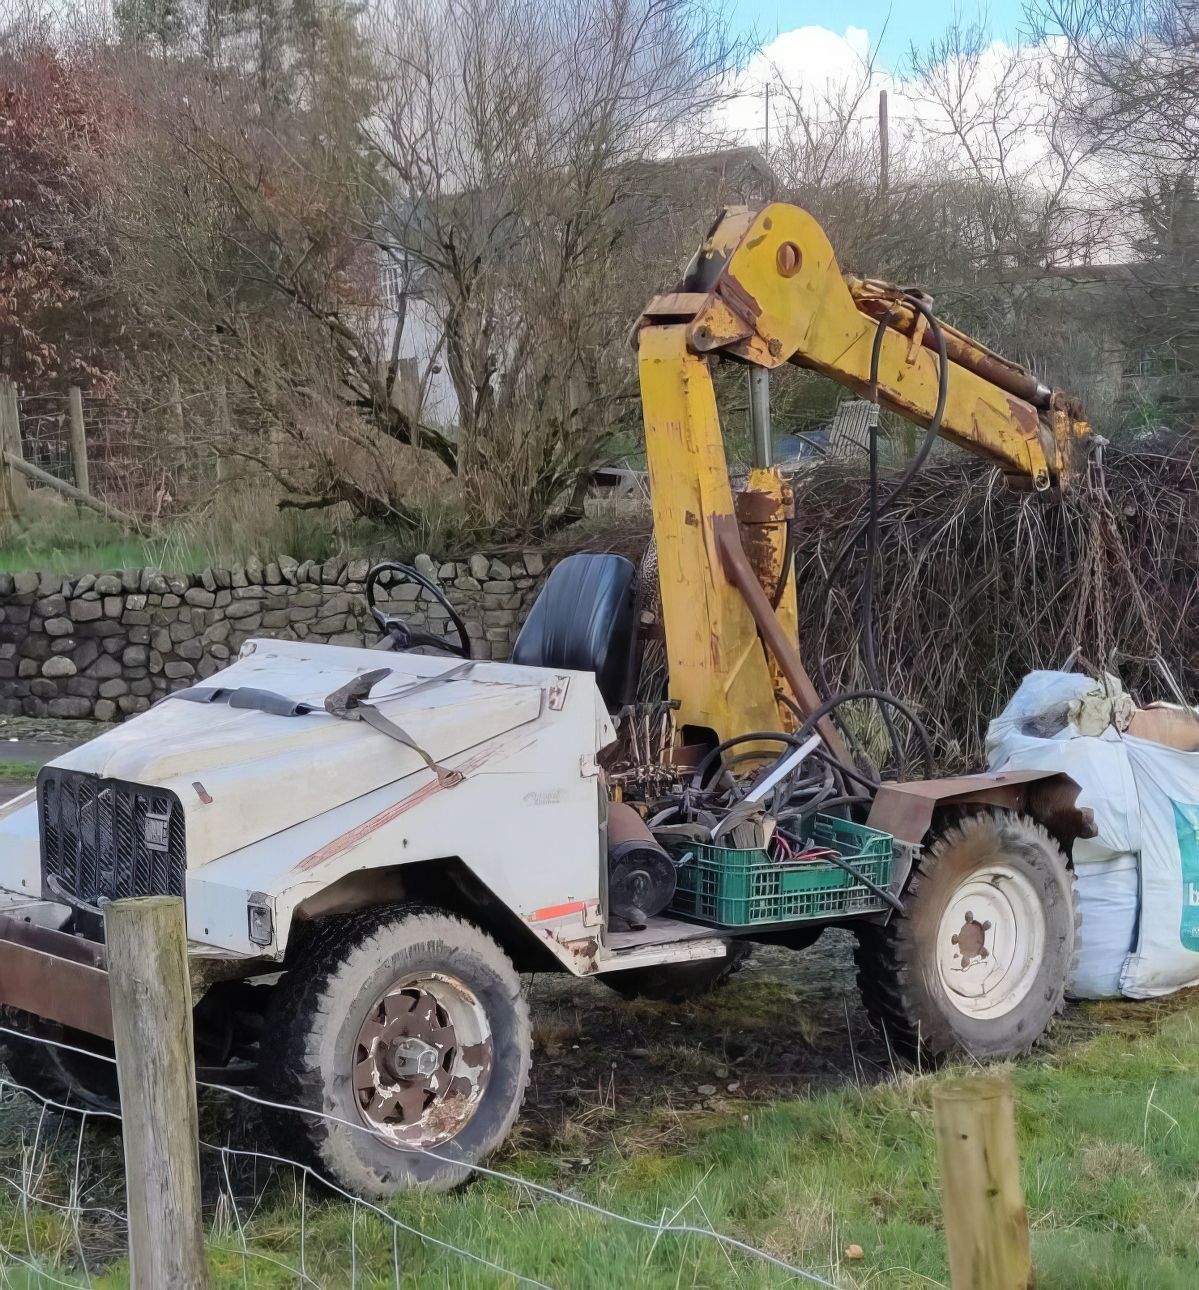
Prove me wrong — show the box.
[187,696,608,971]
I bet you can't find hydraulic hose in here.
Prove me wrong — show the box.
[811,294,949,776]
[789,687,934,780]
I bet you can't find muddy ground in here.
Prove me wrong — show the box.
[514,933,892,1159]
[509,930,1127,1164]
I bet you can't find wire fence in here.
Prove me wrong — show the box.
[0,1023,839,1289]
[16,389,204,521]
[8,382,253,524]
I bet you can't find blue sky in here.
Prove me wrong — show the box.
[728,1,1027,67]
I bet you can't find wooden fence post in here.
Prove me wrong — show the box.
[67,385,90,495]
[214,379,232,482]
[4,453,145,534]
[0,380,27,516]
[933,1076,1032,1290]
[105,896,208,1289]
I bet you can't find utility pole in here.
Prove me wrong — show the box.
[764,82,770,164]
[878,89,890,215]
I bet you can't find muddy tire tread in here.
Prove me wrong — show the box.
[257,903,529,1195]
[854,811,1079,1062]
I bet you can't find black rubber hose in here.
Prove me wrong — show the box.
[689,730,804,791]
[863,309,905,772]
[811,294,950,774]
[812,748,879,793]
[790,688,934,780]
[816,298,950,603]
[817,849,904,913]
[775,691,880,790]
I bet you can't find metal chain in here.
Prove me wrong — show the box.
[1073,443,1165,682]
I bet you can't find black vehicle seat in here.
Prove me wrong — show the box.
[511,553,637,708]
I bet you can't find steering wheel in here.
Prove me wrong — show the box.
[364,561,471,659]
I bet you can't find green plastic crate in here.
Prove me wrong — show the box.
[669,814,893,927]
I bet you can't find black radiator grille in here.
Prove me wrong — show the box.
[38,770,186,906]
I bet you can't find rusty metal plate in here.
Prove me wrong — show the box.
[0,915,106,968]
[868,769,1076,845]
[875,769,1060,800]
[0,920,112,1040]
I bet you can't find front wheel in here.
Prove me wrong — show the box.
[854,812,1077,1062]
[258,905,530,1196]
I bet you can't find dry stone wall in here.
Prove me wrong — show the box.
[0,551,548,721]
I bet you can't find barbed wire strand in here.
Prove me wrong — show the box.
[21,1099,49,1274]
[69,1113,93,1286]
[350,1191,359,1289]
[0,1023,839,1288]
[197,1074,840,1287]
[300,1169,308,1284]
[0,1237,85,1289]
[0,1037,552,1290]
[0,1165,125,1227]
[209,1150,323,1290]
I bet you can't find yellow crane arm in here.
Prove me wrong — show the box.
[635,202,1092,747]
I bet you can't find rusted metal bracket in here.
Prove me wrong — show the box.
[0,915,112,1040]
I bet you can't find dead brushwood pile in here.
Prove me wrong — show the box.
[790,441,1199,772]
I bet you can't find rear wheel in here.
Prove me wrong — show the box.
[854,812,1077,1062]
[258,905,529,1196]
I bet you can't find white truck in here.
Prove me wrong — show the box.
[0,605,746,1194]
[0,553,1079,1197]
[0,202,1094,1196]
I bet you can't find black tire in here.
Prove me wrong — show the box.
[854,812,1077,1062]
[2,1014,120,1115]
[258,904,529,1197]
[599,941,751,1002]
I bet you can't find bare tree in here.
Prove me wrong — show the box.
[1028,0,1199,426]
[1028,0,1198,171]
[90,0,741,532]
[361,0,741,532]
[908,21,1112,272]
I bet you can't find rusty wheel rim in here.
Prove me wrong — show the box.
[352,972,493,1148]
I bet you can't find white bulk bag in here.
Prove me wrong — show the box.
[1070,854,1138,999]
[987,671,1199,1000]
[1119,736,1199,998]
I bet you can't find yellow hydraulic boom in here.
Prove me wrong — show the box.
[635,202,1092,751]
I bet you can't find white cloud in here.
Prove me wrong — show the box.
[719,25,904,145]
[720,24,1081,187]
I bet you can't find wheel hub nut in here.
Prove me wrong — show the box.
[388,1037,439,1079]
[951,911,991,967]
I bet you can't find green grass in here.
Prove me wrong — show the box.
[0,539,213,576]
[227,1003,1199,1288]
[4,998,1196,1287]
[0,760,38,783]
[0,483,340,575]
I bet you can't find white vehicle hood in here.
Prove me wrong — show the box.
[47,642,548,868]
